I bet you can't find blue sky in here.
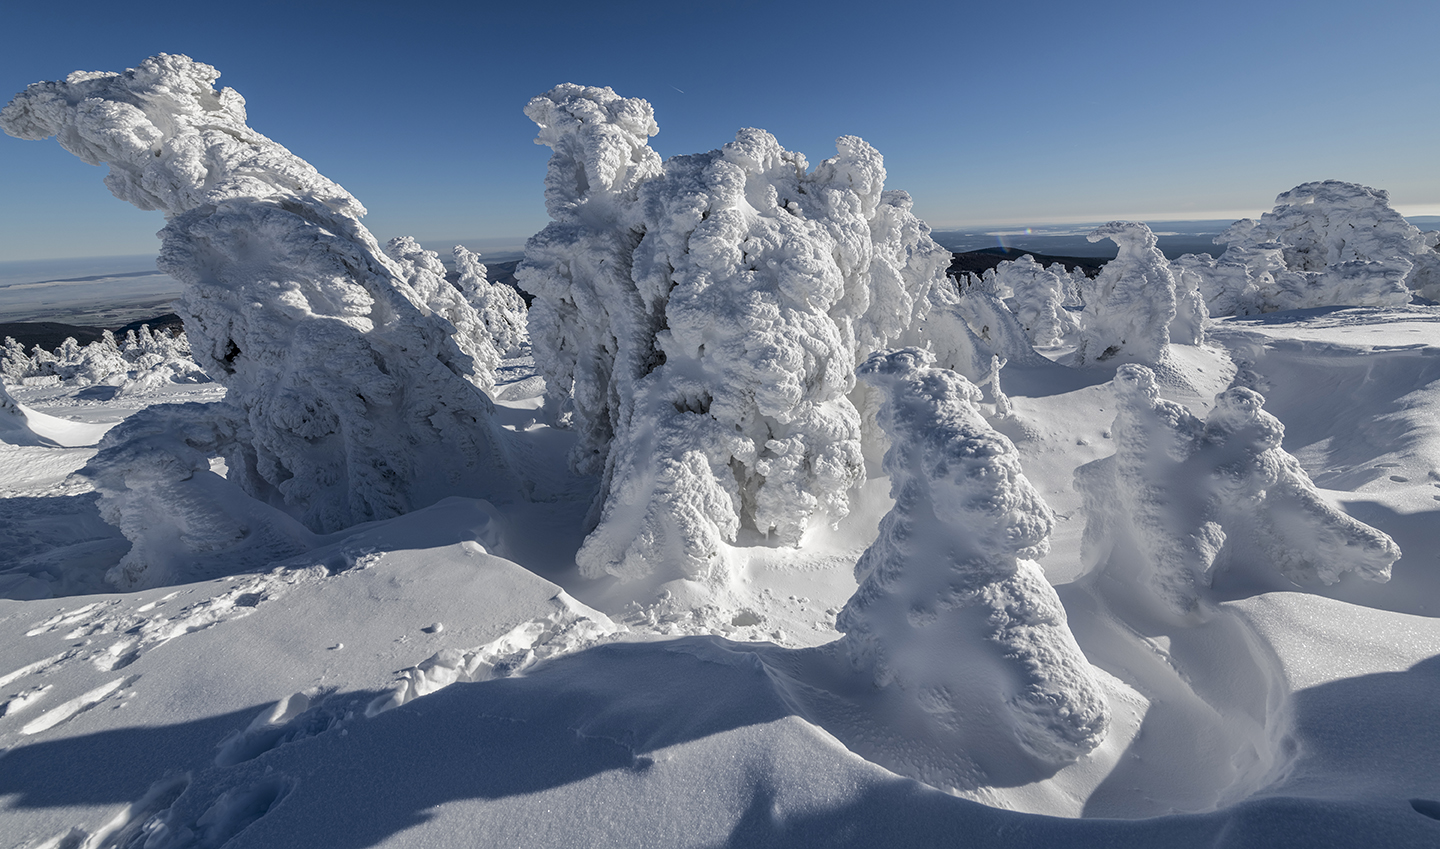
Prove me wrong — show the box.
[1,0,1435,260]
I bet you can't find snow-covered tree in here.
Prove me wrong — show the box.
[1182,181,1440,314]
[454,246,528,358]
[2,336,33,381]
[2,54,515,534]
[992,254,1080,346]
[521,85,952,583]
[1075,365,1399,614]
[383,236,502,392]
[837,348,1109,768]
[1076,222,1195,366]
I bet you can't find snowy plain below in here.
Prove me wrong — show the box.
[2,302,1440,848]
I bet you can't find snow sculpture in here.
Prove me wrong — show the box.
[1075,365,1399,614]
[2,55,514,533]
[1186,181,1440,314]
[521,84,951,582]
[1076,222,1196,365]
[454,246,528,358]
[837,348,1109,767]
[993,255,1080,346]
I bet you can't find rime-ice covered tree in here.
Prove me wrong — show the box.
[454,246,528,358]
[383,236,503,392]
[520,84,952,582]
[1075,365,1398,614]
[837,348,1109,767]
[1076,222,1199,366]
[992,254,1080,346]
[2,54,514,534]
[1182,181,1440,314]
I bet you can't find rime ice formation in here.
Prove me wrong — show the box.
[454,246,528,358]
[992,255,1080,346]
[2,327,208,394]
[78,403,317,589]
[2,54,514,534]
[1075,365,1398,613]
[382,236,502,392]
[1076,222,1196,365]
[837,349,1109,767]
[520,84,952,582]
[1183,181,1440,314]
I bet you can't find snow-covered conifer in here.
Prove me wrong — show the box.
[1076,222,1181,366]
[993,255,1079,346]
[383,235,502,391]
[2,54,515,533]
[837,348,1109,766]
[454,246,528,358]
[521,85,951,582]
[1076,365,1398,614]
[2,336,32,380]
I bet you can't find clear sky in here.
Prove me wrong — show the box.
[1,0,1436,260]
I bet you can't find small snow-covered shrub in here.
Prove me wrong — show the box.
[521,84,951,582]
[837,348,1109,768]
[1181,181,1440,314]
[454,246,528,358]
[1076,222,1199,366]
[1075,364,1399,614]
[3,54,515,533]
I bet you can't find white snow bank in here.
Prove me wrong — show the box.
[520,84,951,584]
[2,54,516,536]
[1076,364,1398,614]
[836,349,1108,774]
[0,380,111,449]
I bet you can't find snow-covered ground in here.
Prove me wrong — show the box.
[3,303,1438,848]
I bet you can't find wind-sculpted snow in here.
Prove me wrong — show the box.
[521,85,951,582]
[1076,365,1399,614]
[1184,181,1440,314]
[454,246,528,358]
[1077,222,1199,365]
[837,349,1109,768]
[2,54,515,535]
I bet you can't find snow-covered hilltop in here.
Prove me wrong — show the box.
[3,55,1440,849]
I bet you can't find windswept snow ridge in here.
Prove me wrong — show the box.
[2,54,516,538]
[1076,364,1399,614]
[521,84,951,583]
[837,348,1109,769]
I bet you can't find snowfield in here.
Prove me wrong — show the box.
[2,54,1440,849]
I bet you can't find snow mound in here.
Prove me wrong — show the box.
[837,348,1109,770]
[1076,364,1399,614]
[521,84,951,584]
[2,54,516,535]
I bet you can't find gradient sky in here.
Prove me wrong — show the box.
[1,0,1435,260]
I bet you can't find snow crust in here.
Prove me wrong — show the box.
[1,55,517,540]
[520,85,951,583]
[1076,364,1399,614]
[837,349,1109,766]
[1182,181,1440,314]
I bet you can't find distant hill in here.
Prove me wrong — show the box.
[948,248,1106,278]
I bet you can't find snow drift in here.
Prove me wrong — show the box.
[837,348,1109,770]
[1,54,516,540]
[1075,364,1400,614]
[520,84,952,584]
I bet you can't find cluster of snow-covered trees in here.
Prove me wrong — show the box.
[3,54,1421,789]
[1,325,207,393]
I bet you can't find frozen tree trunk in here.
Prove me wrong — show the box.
[520,85,951,583]
[837,348,1109,768]
[2,54,515,535]
[1076,365,1398,614]
[1076,222,1180,366]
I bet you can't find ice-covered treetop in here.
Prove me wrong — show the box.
[525,84,662,219]
[1088,220,1159,254]
[0,53,362,219]
[1217,180,1430,270]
